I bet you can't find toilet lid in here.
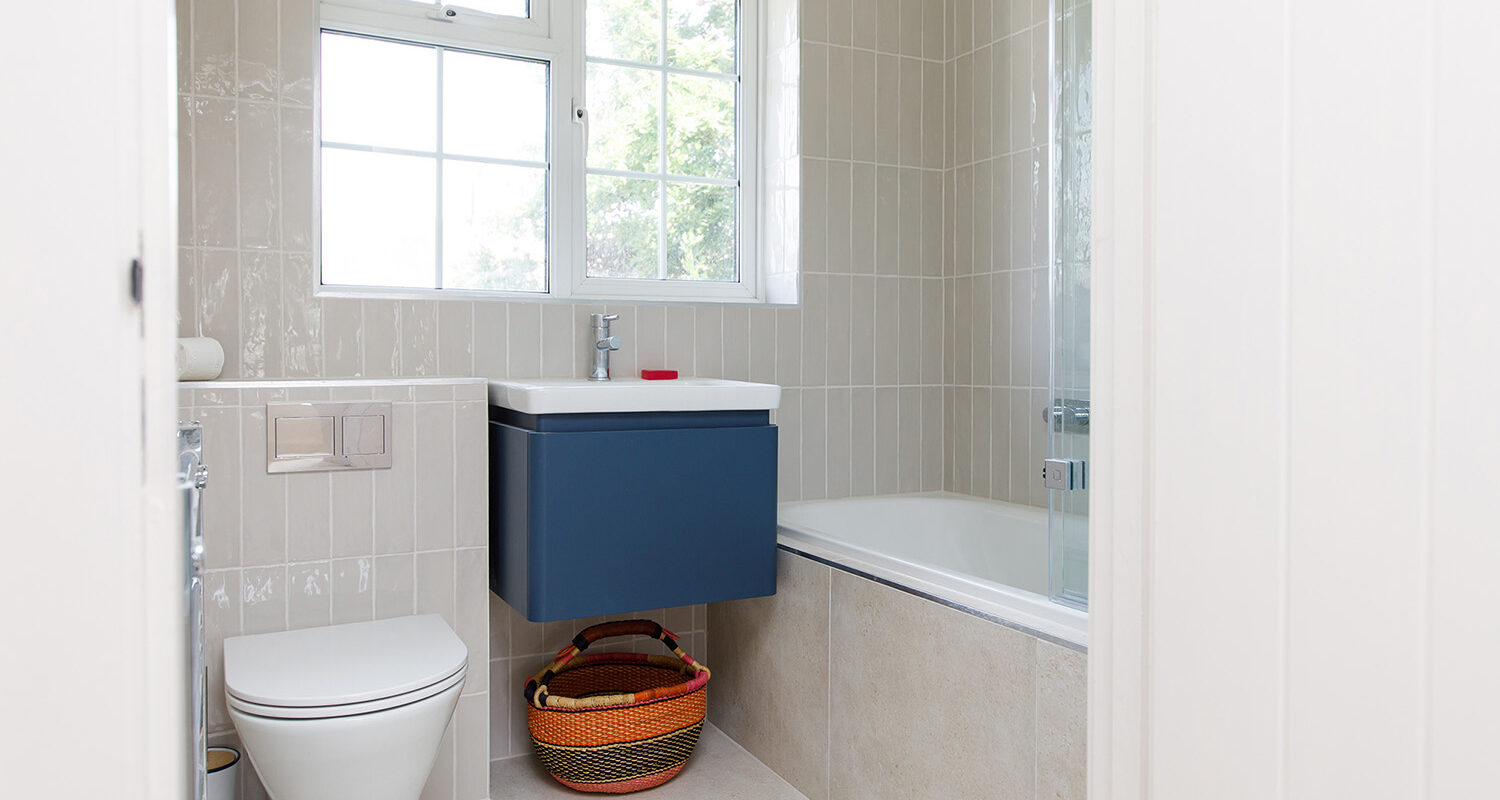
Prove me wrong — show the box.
[224,615,469,708]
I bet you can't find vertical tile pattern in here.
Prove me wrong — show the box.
[180,0,953,509]
[183,378,488,799]
[942,0,1052,507]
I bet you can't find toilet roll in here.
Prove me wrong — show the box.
[177,337,225,381]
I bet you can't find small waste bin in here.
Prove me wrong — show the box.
[207,746,240,800]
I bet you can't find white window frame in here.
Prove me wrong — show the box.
[314,0,763,304]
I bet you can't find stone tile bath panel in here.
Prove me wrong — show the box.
[708,551,833,800]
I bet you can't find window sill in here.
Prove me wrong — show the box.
[314,284,789,306]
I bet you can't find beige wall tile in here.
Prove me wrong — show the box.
[191,0,235,97]
[240,409,287,565]
[414,403,457,550]
[488,658,511,760]
[189,97,237,247]
[287,561,332,630]
[1008,387,1032,501]
[373,553,416,619]
[874,167,899,276]
[803,0,828,43]
[506,303,542,377]
[635,305,667,371]
[876,0,900,53]
[801,43,829,159]
[242,564,287,635]
[454,692,490,800]
[375,402,416,553]
[665,305,695,373]
[471,302,508,378]
[800,387,828,499]
[780,306,804,387]
[721,305,749,380]
[540,303,575,378]
[826,386,852,497]
[286,473,332,562]
[827,48,853,157]
[238,102,281,250]
[331,557,373,624]
[849,387,876,494]
[875,56,900,166]
[748,307,778,384]
[777,389,803,501]
[825,275,852,385]
[204,569,240,731]
[280,0,316,106]
[362,300,401,378]
[200,405,242,568]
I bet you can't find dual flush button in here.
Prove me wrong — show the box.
[266,402,393,474]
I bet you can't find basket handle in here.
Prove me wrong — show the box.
[523,619,708,710]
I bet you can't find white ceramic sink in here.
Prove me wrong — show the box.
[488,378,782,415]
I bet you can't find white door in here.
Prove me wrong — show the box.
[1094,2,1500,798]
[0,2,186,798]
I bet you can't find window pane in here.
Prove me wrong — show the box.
[587,175,660,279]
[443,161,547,292]
[443,51,547,162]
[667,0,735,73]
[666,182,735,281]
[587,63,661,173]
[320,33,436,151]
[586,0,661,64]
[321,149,436,288]
[666,74,735,178]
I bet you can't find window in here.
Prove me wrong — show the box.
[316,0,759,302]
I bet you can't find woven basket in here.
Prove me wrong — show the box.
[523,619,711,794]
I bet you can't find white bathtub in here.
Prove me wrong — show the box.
[776,493,1088,648]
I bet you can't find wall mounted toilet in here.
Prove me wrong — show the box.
[223,615,468,800]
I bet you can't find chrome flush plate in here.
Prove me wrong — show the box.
[266,401,393,473]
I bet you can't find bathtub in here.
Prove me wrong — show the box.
[776,493,1088,649]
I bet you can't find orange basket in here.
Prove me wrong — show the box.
[523,620,711,794]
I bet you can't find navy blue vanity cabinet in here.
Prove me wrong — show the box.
[488,407,777,622]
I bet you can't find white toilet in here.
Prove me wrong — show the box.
[223,615,468,800]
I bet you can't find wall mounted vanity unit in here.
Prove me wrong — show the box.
[488,379,781,621]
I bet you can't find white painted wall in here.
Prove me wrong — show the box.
[0,1,185,798]
[1092,1,1500,798]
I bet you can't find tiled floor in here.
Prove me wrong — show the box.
[489,724,809,800]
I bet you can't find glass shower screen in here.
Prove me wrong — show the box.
[1047,0,1092,609]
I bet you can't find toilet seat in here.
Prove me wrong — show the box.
[227,662,467,720]
[224,615,469,721]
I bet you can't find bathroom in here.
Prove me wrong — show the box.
[7,1,1500,800]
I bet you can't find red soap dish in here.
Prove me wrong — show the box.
[640,369,679,380]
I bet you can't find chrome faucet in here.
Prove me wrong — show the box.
[589,313,621,381]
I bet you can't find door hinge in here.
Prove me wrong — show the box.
[129,258,143,305]
[1042,458,1087,491]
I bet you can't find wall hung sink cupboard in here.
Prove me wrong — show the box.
[488,378,782,622]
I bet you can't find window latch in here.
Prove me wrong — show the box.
[572,100,589,150]
[426,4,460,21]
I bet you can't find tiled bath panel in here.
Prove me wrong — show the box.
[709,550,1086,800]
[181,378,490,800]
